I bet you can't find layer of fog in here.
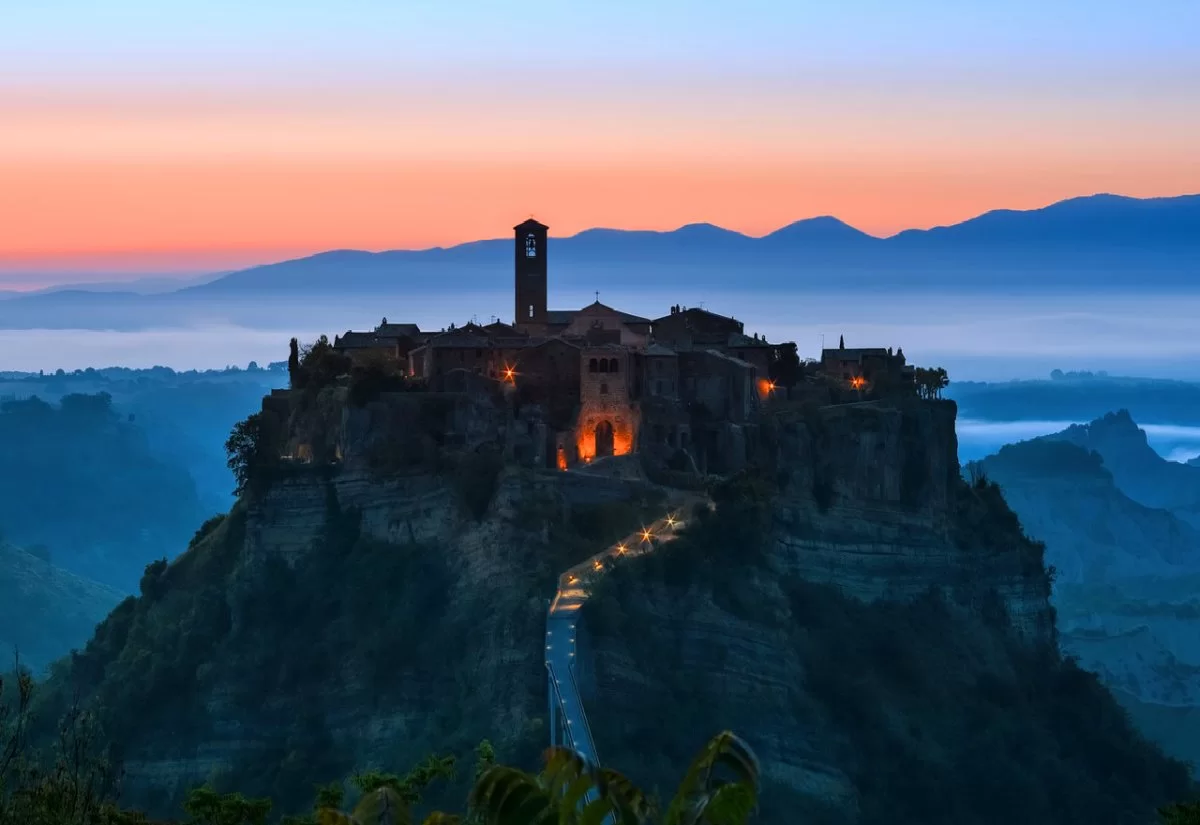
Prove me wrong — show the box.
[5,288,1200,382]
[958,419,1200,464]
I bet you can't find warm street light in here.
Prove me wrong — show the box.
[616,543,627,554]
[641,529,653,542]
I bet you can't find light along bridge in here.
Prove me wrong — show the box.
[544,494,707,792]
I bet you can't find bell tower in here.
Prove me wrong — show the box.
[514,218,549,331]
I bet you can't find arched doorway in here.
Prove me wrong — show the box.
[594,420,615,458]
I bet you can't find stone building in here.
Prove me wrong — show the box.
[409,324,494,379]
[821,336,913,389]
[334,321,428,365]
[642,343,679,399]
[576,343,637,462]
[324,216,857,474]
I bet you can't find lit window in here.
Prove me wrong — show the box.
[525,234,537,258]
[528,305,534,318]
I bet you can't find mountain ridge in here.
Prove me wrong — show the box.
[171,192,1200,297]
[1,192,1198,330]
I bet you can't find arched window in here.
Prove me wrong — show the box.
[598,359,609,373]
[589,358,598,372]
[608,358,619,373]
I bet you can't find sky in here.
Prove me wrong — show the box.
[3,0,1199,282]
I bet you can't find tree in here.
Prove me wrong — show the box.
[0,657,140,825]
[1160,801,1200,825]
[288,339,301,389]
[225,411,283,497]
[315,753,458,825]
[914,367,949,400]
[182,786,272,825]
[768,343,801,388]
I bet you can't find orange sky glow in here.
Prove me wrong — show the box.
[3,2,1198,279]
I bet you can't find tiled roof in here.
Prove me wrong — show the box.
[644,343,677,356]
[334,331,389,349]
[531,336,581,350]
[375,323,423,339]
[823,348,890,359]
[651,306,739,326]
[545,302,652,326]
[698,348,755,370]
[424,328,493,348]
[726,333,773,348]
[483,321,523,336]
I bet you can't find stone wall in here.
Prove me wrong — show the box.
[576,345,639,462]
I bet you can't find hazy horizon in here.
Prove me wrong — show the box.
[1,188,1196,291]
[5,288,1200,382]
[5,1,1198,278]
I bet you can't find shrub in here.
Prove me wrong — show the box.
[225,411,284,497]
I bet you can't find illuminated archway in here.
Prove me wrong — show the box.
[594,420,615,458]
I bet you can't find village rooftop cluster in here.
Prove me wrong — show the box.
[329,219,915,473]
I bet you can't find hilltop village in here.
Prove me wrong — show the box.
[315,219,928,475]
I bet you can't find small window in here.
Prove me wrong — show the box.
[475,348,482,357]
[598,359,609,373]
[528,305,534,318]
[589,358,598,372]
[609,358,619,373]
[599,382,608,395]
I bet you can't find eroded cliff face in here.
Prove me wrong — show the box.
[60,390,668,817]
[49,394,1183,825]
[578,400,1087,824]
[766,400,1055,641]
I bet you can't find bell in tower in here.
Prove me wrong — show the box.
[514,218,549,331]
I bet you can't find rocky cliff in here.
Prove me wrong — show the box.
[33,394,1191,824]
[36,387,668,817]
[578,400,1186,824]
[976,417,1200,764]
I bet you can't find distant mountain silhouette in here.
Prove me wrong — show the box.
[176,192,1199,297]
[1037,409,1200,523]
[0,192,1197,329]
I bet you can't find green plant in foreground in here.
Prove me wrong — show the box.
[1160,800,1200,824]
[308,731,756,825]
[466,731,758,825]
